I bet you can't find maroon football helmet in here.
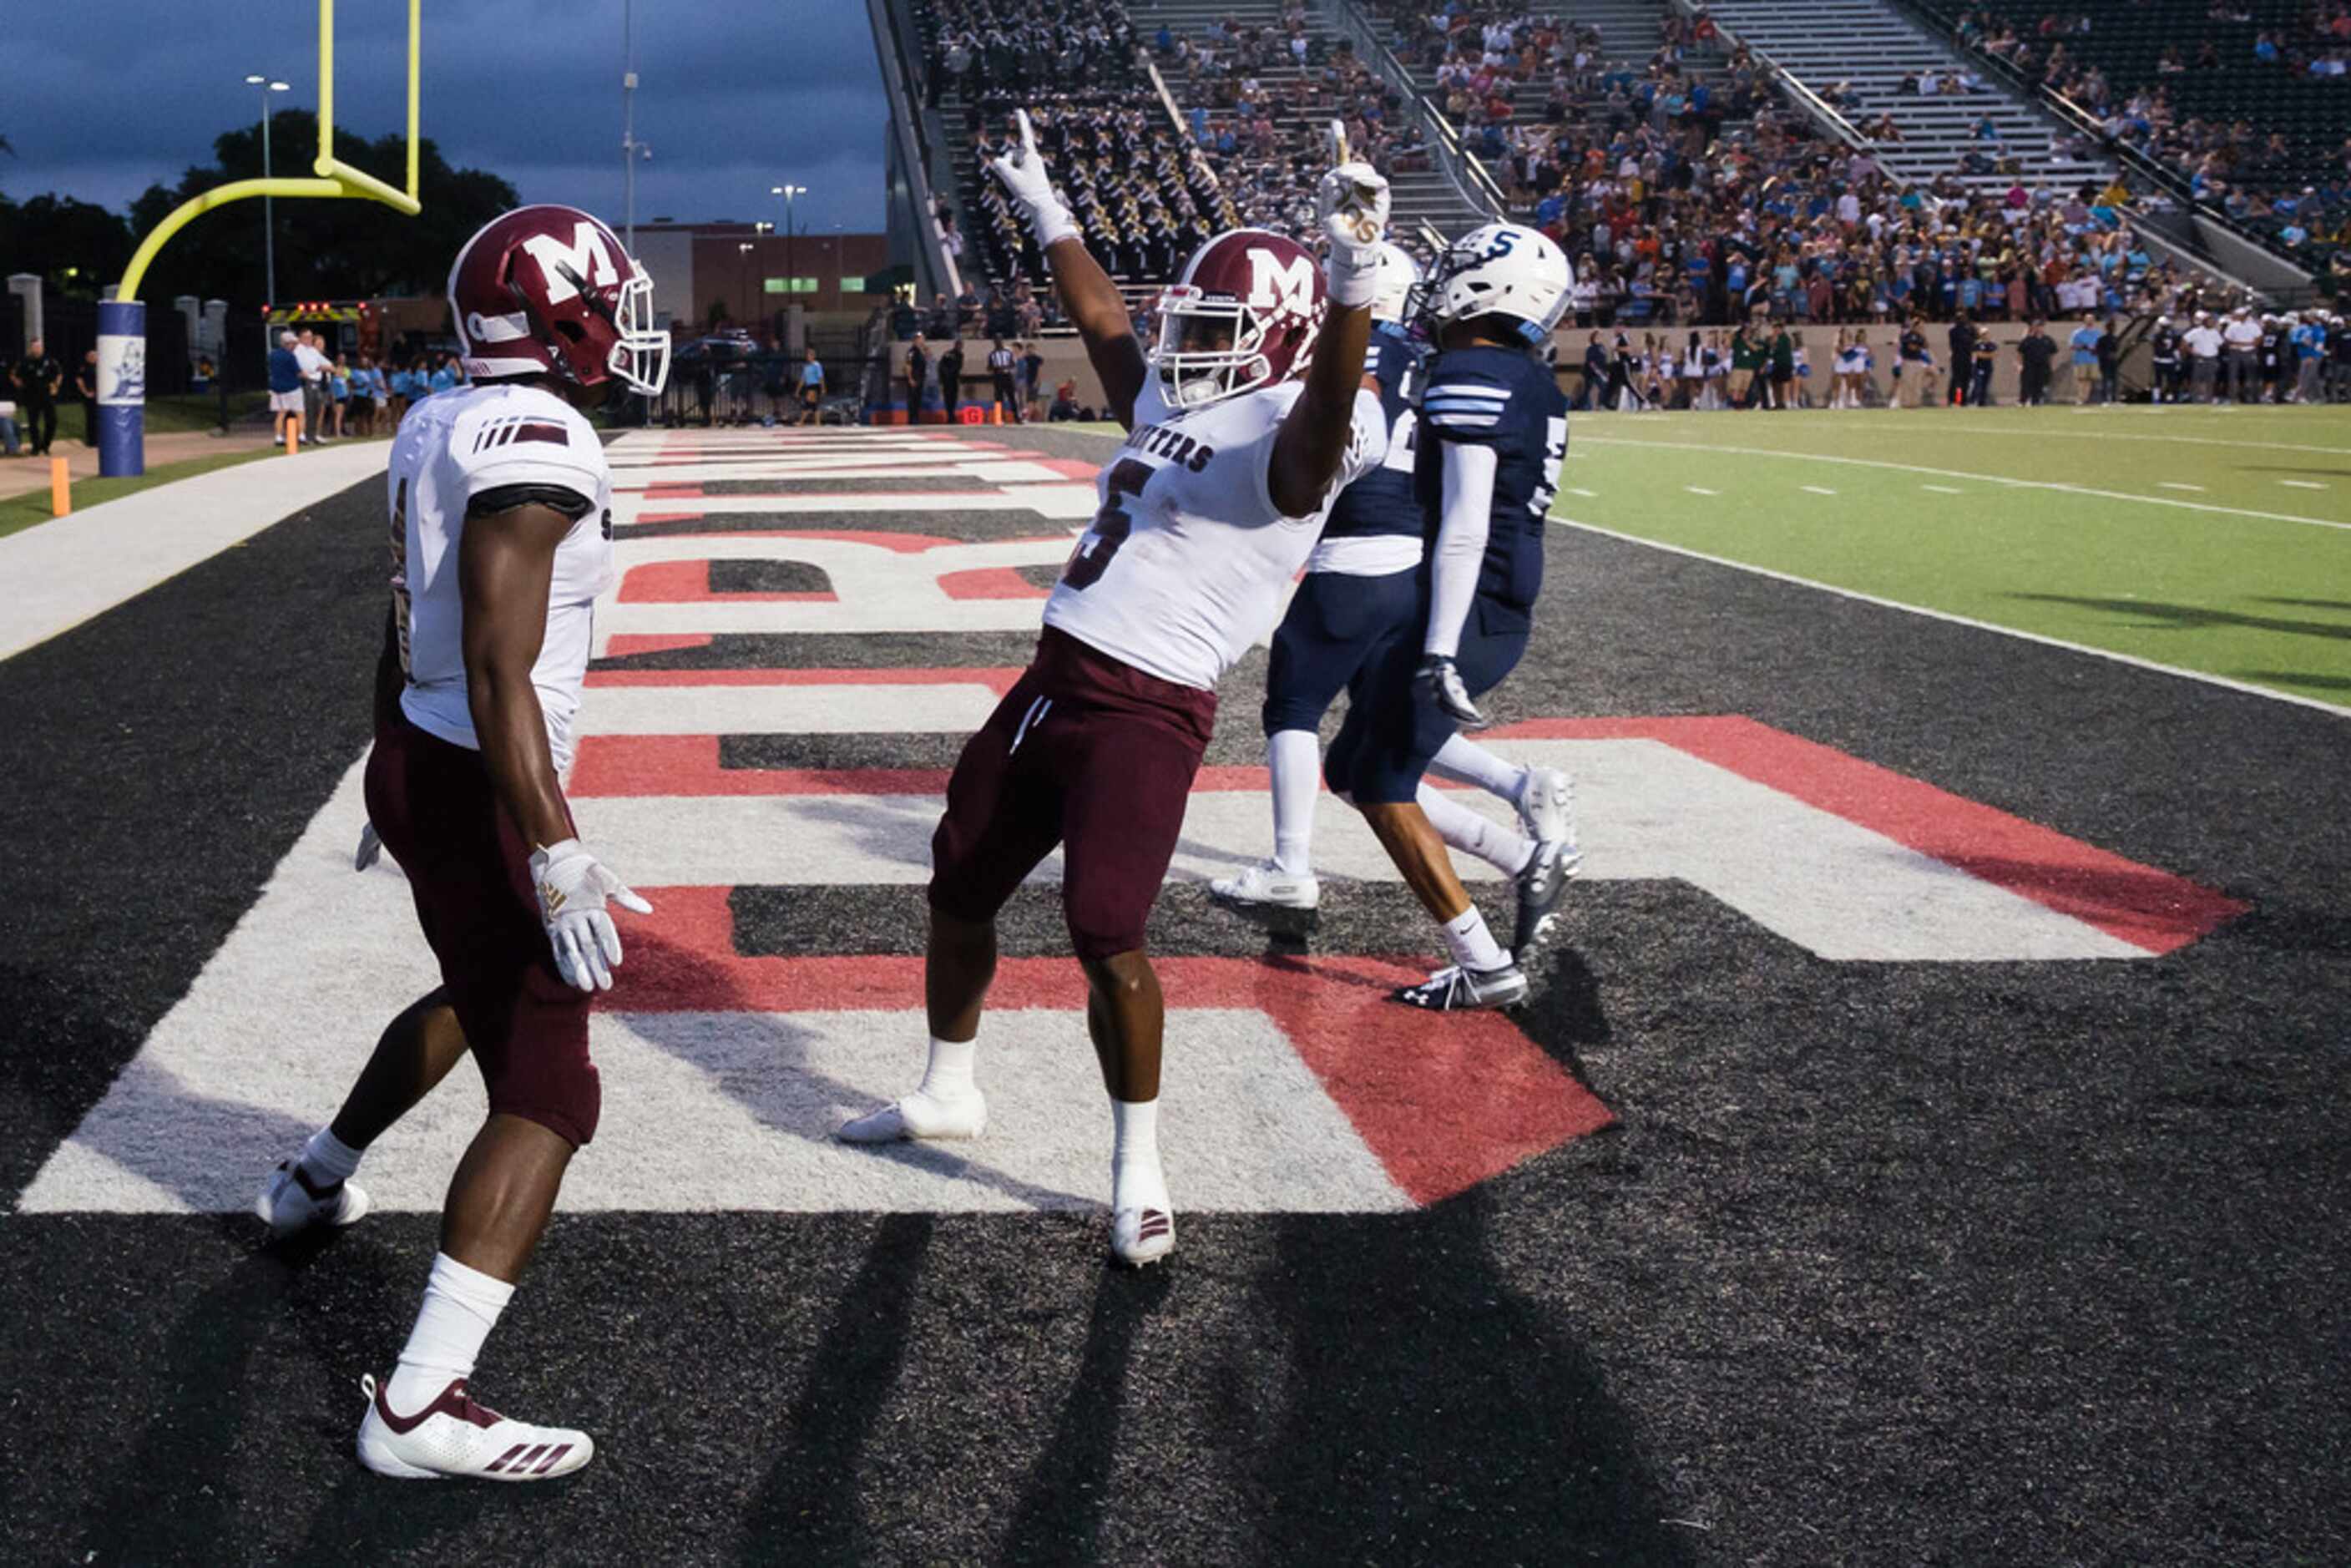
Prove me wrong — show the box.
[1150,228,1326,408]
[447,205,670,395]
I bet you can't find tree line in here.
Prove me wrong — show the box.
[0,112,517,308]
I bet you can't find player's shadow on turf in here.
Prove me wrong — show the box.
[991,1264,1177,1566]
[736,1212,934,1560]
[623,928,1087,1212]
[788,793,948,871]
[54,1059,322,1214]
[1241,1186,1697,1567]
[2009,594,2351,642]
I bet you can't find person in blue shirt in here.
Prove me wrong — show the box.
[428,356,459,395]
[2068,318,2101,403]
[2291,312,2328,402]
[266,330,305,447]
[1336,223,1578,1011]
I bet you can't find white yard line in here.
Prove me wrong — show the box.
[0,442,392,663]
[2280,480,2330,491]
[1684,485,1720,496]
[1575,436,2351,534]
[1921,484,1964,494]
[2157,483,2206,492]
[1799,485,1838,496]
[1554,515,2351,721]
[1566,487,1598,498]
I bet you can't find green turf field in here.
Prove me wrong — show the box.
[1553,405,2351,706]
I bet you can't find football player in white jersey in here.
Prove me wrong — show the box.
[841,116,1393,1266]
[252,205,670,1480]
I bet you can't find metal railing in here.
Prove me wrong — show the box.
[1885,0,2318,291]
[1316,0,1507,220]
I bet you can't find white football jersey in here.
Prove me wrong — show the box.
[387,382,614,771]
[1043,375,1388,690]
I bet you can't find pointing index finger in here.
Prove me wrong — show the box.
[1016,108,1039,161]
[1329,118,1351,168]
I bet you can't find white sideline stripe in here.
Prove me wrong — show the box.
[1799,485,1838,496]
[575,739,2146,963]
[2156,483,2206,492]
[0,441,392,663]
[2280,480,2328,490]
[1919,422,2351,458]
[577,683,1003,736]
[1576,437,2351,534]
[1921,484,1964,494]
[1567,487,1598,498]
[1684,485,1719,496]
[1558,516,2351,720]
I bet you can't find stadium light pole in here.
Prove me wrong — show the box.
[620,0,641,253]
[772,184,806,300]
[245,75,292,313]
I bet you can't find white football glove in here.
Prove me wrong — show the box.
[1415,655,1488,729]
[528,838,654,994]
[988,109,1080,250]
[1317,120,1392,309]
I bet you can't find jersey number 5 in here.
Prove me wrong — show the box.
[1063,457,1154,590]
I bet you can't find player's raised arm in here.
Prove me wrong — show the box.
[988,109,1146,427]
[1267,127,1392,518]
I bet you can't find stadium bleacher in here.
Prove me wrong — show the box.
[1929,0,2351,271]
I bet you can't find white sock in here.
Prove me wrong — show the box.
[1110,1098,1169,1211]
[1416,784,1535,874]
[1440,905,1509,974]
[918,1035,978,1100]
[1267,729,1321,876]
[1430,734,1528,802]
[296,1126,362,1187]
[386,1252,513,1413]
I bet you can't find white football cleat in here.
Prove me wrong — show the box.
[1393,962,1529,1012]
[1514,838,1579,959]
[1210,860,1321,910]
[355,1373,593,1482]
[1513,766,1580,860]
[836,1087,988,1143]
[255,1158,370,1239]
[1110,1159,1176,1268]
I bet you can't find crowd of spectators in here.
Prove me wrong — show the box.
[921,0,1138,104]
[1948,6,2350,269]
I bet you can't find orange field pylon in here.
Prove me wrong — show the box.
[49,457,71,517]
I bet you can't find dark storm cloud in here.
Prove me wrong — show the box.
[2,0,886,232]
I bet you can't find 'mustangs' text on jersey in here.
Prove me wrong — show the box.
[1412,344,1570,616]
[387,383,613,771]
[1044,375,1388,690]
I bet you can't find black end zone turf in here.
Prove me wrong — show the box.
[3,444,2348,1564]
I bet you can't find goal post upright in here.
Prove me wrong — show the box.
[100,0,422,476]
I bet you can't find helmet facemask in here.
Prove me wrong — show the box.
[1151,285,1279,408]
[604,263,671,396]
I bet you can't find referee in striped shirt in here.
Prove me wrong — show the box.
[987,338,1019,423]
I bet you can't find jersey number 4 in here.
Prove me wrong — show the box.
[1063,457,1153,590]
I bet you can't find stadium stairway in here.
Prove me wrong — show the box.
[1703,0,2110,193]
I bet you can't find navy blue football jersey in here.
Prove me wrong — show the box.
[1412,344,1570,616]
[1322,326,1426,541]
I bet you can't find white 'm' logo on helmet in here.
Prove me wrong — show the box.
[1246,249,1315,315]
[520,222,619,303]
